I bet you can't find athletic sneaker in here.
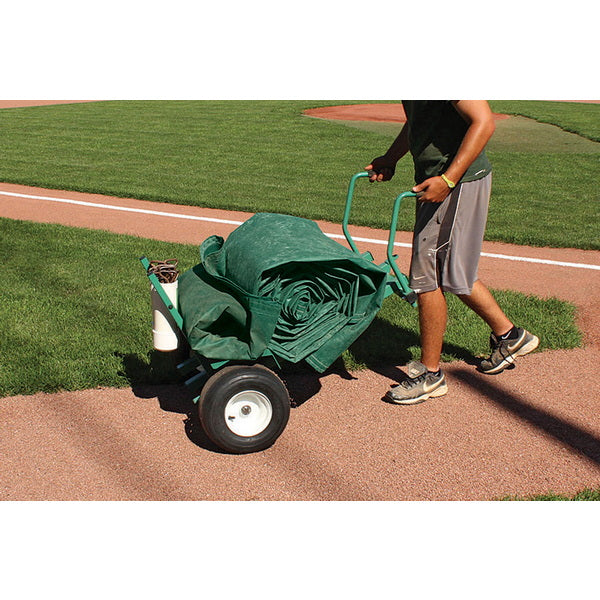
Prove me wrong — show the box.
[478,327,539,374]
[386,361,448,405]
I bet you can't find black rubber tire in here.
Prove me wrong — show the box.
[199,364,290,454]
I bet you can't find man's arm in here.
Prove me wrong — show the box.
[365,122,410,182]
[413,100,495,202]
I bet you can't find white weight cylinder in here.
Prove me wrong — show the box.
[151,281,179,351]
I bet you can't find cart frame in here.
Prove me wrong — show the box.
[139,172,417,452]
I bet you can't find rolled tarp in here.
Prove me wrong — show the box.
[177,213,388,372]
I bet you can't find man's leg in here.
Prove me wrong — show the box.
[385,287,449,404]
[456,279,512,336]
[418,288,447,371]
[458,279,539,373]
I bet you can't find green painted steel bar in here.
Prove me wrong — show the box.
[139,255,184,330]
[387,191,417,299]
[343,173,417,304]
[342,171,370,254]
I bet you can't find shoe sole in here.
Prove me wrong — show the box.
[480,335,540,375]
[386,383,449,405]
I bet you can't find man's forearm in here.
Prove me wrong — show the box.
[384,123,410,163]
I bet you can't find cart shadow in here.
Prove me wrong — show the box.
[115,311,479,449]
[117,351,229,454]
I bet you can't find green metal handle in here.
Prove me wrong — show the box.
[343,173,417,302]
[342,171,370,254]
[343,171,416,255]
[387,191,417,298]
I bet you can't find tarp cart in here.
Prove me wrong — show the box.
[140,172,417,454]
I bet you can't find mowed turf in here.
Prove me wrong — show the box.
[0,100,598,249]
[0,218,582,397]
[0,101,591,396]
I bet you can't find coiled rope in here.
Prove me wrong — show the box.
[148,259,179,283]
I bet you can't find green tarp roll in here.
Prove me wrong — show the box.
[178,213,388,372]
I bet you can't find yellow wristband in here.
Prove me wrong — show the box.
[441,173,456,188]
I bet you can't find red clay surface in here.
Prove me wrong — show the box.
[0,102,599,500]
[0,100,97,109]
[303,103,510,122]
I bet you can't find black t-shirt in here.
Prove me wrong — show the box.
[402,100,492,184]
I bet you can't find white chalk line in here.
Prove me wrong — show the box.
[2,189,599,272]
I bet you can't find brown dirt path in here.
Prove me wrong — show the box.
[0,100,98,109]
[303,103,511,122]
[303,101,600,123]
[1,182,599,501]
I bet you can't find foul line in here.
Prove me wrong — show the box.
[0,190,244,226]
[2,189,599,271]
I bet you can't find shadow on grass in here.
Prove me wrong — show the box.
[344,313,479,379]
[117,312,480,411]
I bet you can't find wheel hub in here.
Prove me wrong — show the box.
[224,390,273,437]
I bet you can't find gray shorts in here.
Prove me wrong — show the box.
[409,173,491,295]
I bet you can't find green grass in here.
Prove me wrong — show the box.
[489,100,600,142]
[342,290,581,370]
[0,219,199,396]
[0,100,598,249]
[501,487,600,501]
[0,218,583,398]
[0,101,591,393]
